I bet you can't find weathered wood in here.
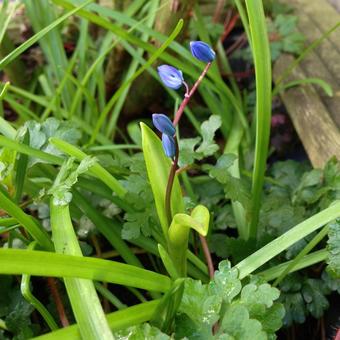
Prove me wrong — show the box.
[273,56,340,168]
[273,0,340,167]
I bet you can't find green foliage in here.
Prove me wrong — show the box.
[278,271,338,325]
[120,153,159,240]
[175,261,284,339]
[21,118,81,167]
[234,14,305,62]
[179,115,221,167]
[0,276,35,339]
[326,219,340,277]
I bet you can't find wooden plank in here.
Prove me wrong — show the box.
[290,8,340,126]
[273,55,340,168]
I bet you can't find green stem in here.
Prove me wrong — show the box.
[165,137,179,225]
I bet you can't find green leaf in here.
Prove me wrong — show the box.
[326,219,340,277]
[140,123,184,240]
[196,115,221,156]
[33,300,160,339]
[209,260,241,303]
[0,0,92,71]
[178,115,221,167]
[209,154,251,212]
[150,279,184,333]
[220,304,265,340]
[21,118,81,167]
[0,248,171,292]
[245,0,272,239]
[48,156,95,206]
[113,323,170,340]
[302,279,329,319]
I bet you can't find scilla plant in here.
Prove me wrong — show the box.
[0,1,339,339]
[141,41,215,278]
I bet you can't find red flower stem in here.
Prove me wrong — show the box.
[47,277,69,327]
[199,234,215,279]
[165,137,179,226]
[173,62,212,126]
[165,62,212,226]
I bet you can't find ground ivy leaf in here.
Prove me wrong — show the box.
[220,304,265,340]
[196,115,221,156]
[209,260,241,303]
[178,137,201,167]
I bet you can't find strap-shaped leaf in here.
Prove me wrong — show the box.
[141,123,184,240]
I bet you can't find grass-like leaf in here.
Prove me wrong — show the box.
[0,248,171,291]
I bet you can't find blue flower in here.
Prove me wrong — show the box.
[157,65,184,90]
[190,41,215,63]
[162,134,176,158]
[152,113,176,136]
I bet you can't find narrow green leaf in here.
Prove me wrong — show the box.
[0,248,171,291]
[0,0,93,70]
[140,123,184,240]
[236,201,340,279]
[90,19,183,143]
[273,77,333,97]
[33,300,160,340]
[245,0,272,239]
[258,249,328,281]
[0,188,53,250]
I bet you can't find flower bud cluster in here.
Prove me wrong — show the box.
[152,114,176,158]
[153,41,215,158]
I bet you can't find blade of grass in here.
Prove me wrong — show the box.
[235,201,340,279]
[0,248,171,291]
[272,77,333,97]
[245,0,272,240]
[0,0,93,71]
[32,300,160,340]
[258,249,328,282]
[0,186,53,250]
[90,19,183,143]
[105,0,159,138]
[273,225,329,286]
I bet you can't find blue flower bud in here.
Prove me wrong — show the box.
[152,113,176,136]
[157,65,184,90]
[190,41,216,63]
[162,133,176,158]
